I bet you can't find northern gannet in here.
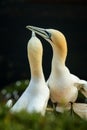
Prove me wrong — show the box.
[26,26,87,113]
[10,32,50,115]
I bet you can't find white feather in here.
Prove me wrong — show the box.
[11,31,50,115]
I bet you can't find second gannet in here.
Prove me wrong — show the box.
[26,26,87,113]
[10,32,50,115]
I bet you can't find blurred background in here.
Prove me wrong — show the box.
[0,0,87,90]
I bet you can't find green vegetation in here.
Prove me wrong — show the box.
[0,105,87,130]
[0,80,29,105]
[0,80,87,130]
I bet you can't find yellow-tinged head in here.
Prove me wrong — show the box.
[27,32,43,77]
[26,26,67,64]
[27,32,43,61]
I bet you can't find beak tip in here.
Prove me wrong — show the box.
[26,25,29,29]
[26,25,33,30]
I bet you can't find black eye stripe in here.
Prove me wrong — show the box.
[44,31,53,42]
[32,29,52,41]
[44,31,51,38]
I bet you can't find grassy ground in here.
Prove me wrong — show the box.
[0,80,87,130]
[0,105,87,130]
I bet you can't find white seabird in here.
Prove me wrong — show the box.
[10,31,50,115]
[26,26,87,113]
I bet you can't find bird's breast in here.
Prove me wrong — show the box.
[50,85,78,104]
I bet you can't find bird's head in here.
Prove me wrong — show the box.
[27,31,43,66]
[26,26,67,63]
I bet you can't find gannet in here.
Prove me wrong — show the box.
[26,26,87,113]
[10,32,50,115]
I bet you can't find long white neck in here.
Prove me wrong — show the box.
[51,46,69,77]
[29,57,44,79]
[27,35,45,80]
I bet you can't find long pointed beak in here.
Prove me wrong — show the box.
[26,25,51,40]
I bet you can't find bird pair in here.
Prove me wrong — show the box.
[10,26,87,116]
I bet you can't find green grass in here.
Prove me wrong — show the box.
[0,80,87,130]
[0,105,87,130]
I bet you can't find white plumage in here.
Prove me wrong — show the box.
[26,26,87,113]
[10,32,50,115]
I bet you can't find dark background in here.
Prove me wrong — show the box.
[0,0,87,89]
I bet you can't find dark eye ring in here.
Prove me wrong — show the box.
[45,31,52,41]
